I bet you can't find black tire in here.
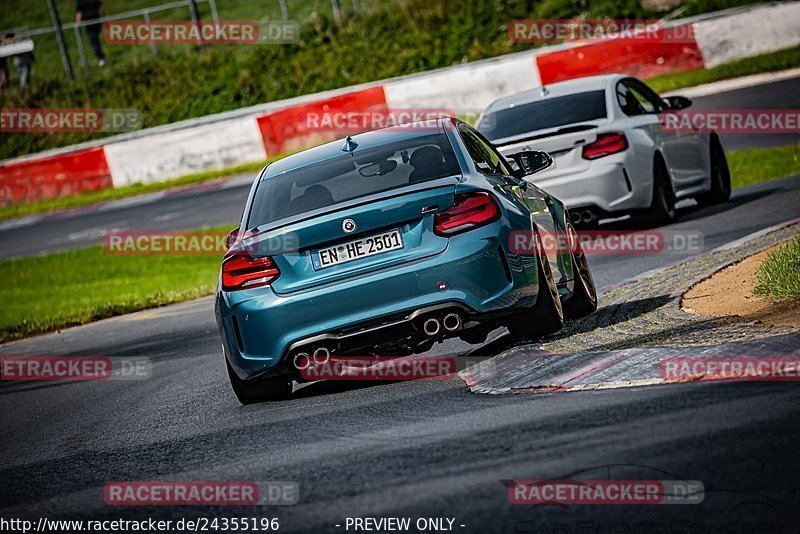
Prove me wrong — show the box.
[643,156,676,227]
[696,137,731,206]
[506,230,564,343]
[649,157,676,223]
[562,223,598,320]
[226,357,292,405]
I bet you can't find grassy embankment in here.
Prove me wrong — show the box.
[754,236,800,299]
[1,0,771,160]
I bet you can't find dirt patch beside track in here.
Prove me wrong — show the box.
[682,244,800,327]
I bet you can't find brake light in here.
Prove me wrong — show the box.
[221,251,280,291]
[582,132,628,160]
[434,192,500,237]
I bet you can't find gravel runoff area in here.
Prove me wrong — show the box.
[460,222,800,394]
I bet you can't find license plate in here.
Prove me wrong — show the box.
[311,229,404,270]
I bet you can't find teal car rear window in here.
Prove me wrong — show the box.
[247,133,460,230]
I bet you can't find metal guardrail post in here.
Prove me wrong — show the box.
[143,11,158,56]
[187,0,205,47]
[47,0,74,80]
[208,0,220,24]
[73,26,89,72]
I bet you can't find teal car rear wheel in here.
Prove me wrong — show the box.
[506,229,564,343]
[563,223,598,320]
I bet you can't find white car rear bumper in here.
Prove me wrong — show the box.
[525,152,652,216]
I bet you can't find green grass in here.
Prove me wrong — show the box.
[0,228,233,342]
[646,44,800,94]
[727,143,800,189]
[754,235,800,299]
[0,157,277,221]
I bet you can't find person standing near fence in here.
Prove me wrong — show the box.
[76,0,106,66]
[0,51,8,92]
[4,33,34,88]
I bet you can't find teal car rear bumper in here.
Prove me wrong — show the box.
[216,220,541,381]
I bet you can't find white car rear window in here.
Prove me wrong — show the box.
[478,90,606,142]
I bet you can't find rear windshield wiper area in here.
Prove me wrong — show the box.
[497,124,598,146]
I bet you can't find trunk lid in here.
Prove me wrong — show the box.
[496,124,602,180]
[245,181,457,294]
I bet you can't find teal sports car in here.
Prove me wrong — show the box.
[215,118,597,403]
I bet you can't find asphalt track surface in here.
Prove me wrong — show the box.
[2,78,800,531]
[0,76,798,261]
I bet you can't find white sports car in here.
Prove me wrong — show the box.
[476,74,731,227]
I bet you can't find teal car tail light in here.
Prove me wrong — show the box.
[434,192,501,237]
[222,251,281,291]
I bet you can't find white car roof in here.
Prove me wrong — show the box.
[482,73,628,115]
